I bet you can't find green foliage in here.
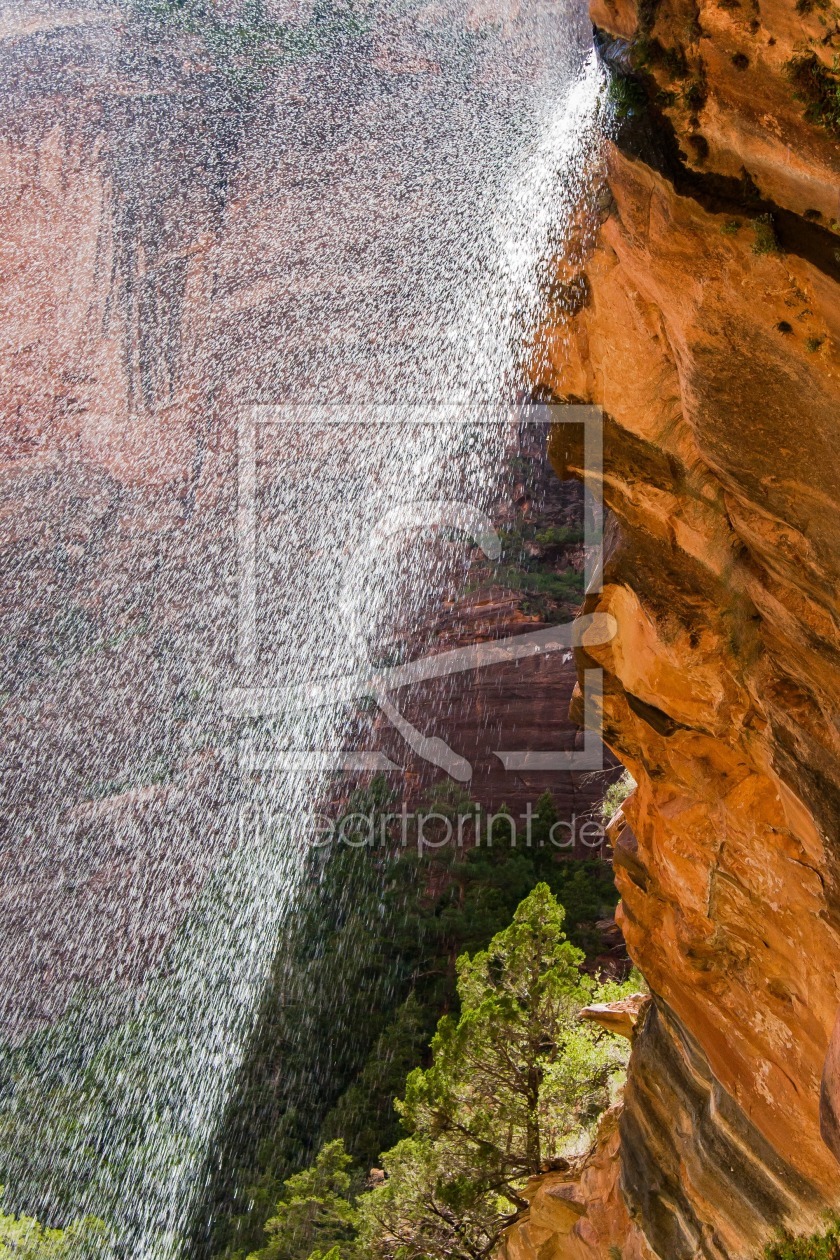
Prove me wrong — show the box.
[319,997,429,1169]
[356,1136,502,1260]
[356,885,636,1259]
[0,984,146,1229]
[491,564,584,607]
[244,1142,360,1260]
[488,519,589,617]
[628,33,689,77]
[399,884,627,1169]
[0,1195,106,1259]
[752,213,782,255]
[659,44,688,78]
[630,35,655,69]
[721,218,742,235]
[243,886,635,1260]
[532,525,585,547]
[490,520,586,616]
[0,779,621,1260]
[763,1214,840,1258]
[203,781,420,1256]
[601,770,636,824]
[785,53,840,135]
[606,75,648,120]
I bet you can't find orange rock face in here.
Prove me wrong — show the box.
[580,991,650,1040]
[592,0,840,218]
[530,0,840,1253]
[498,1107,656,1260]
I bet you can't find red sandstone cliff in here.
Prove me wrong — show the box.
[516,0,840,1254]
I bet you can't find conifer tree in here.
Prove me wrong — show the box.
[357,883,633,1259]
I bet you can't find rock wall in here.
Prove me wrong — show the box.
[531,0,840,1253]
[498,1106,656,1260]
[362,448,624,833]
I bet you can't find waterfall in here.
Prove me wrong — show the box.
[0,0,606,1253]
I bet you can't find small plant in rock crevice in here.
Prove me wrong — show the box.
[606,74,648,119]
[752,213,782,255]
[785,52,840,135]
[601,770,636,824]
[683,74,708,112]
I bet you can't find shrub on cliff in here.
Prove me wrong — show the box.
[763,1214,840,1259]
[355,883,634,1259]
[601,769,636,824]
[785,53,840,136]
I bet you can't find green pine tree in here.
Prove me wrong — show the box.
[245,1142,359,1260]
[357,883,635,1259]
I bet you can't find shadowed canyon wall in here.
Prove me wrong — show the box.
[510,0,840,1254]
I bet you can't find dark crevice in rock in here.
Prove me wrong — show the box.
[625,691,689,737]
[769,721,840,861]
[612,824,651,892]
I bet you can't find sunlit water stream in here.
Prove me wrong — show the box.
[0,0,607,1252]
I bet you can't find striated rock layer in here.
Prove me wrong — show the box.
[498,1105,656,1260]
[532,0,840,1253]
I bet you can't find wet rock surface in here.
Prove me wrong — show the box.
[532,0,840,1252]
[622,999,828,1259]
